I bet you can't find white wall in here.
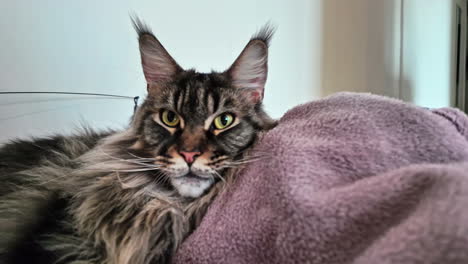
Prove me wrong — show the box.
[2,0,427,143]
[400,0,454,107]
[0,0,322,142]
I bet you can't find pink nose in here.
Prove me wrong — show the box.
[179,151,201,164]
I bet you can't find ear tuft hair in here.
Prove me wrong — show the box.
[130,15,182,95]
[250,23,276,47]
[226,23,275,104]
[130,15,154,38]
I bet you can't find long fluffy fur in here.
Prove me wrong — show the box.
[0,18,275,264]
[0,128,234,264]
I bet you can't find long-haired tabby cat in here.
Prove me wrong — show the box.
[0,17,276,264]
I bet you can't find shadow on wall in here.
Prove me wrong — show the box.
[400,76,414,103]
[320,0,402,99]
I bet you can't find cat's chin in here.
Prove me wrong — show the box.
[170,173,214,198]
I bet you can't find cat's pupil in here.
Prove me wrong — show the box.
[167,111,176,122]
[220,115,229,126]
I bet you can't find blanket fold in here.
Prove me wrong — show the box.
[174,92,468,264]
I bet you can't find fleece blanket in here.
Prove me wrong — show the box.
[174,92,468,264]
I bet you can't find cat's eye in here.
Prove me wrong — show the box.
[160,110,180,127]
[213,113,235,130]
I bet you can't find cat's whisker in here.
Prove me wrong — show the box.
[225,158,265,166]
[115,171,127,188]
[208,157,230,166]
[97,147,158,167]
[95,156,161,169]
[151,171,168,186]
[113,158,158,167]
[216,165,238,170]
[216,157,267,170]
[208,156,266,170]
[234,155,270,163]
[111,168,160,172]
[83,161,162,171]
[35,165,163,186]
[211,171,226,184]
[127,152,156,161]
[151,170,171,189]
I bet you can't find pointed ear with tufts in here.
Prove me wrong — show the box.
[226,25,275,104]
[132,17,182,96]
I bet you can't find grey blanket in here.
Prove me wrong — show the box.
[174,92,468,264]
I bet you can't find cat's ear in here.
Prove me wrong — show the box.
[227,25,275,104]
[132,17,182,94]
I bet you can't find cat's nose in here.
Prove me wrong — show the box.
[179,151,201,164]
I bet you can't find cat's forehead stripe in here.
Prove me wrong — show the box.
[165,73,249,128]
[176,89,184,111]
[197,87,206,112]
[184,83,191,110]
[207,92,214,114]
[211,91,220,114]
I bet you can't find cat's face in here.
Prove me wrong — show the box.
[130,19,276,198]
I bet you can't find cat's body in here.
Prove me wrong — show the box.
[0,18,275,264]
[0,128,231,264]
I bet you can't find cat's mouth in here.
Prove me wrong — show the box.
[170,172,215,198]
[177,172,210,182]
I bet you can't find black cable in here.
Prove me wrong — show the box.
[0,91,140,113]
[133,96,140,113]
[0,91,133,99]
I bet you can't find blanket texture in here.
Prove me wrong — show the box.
[174,92,468,264]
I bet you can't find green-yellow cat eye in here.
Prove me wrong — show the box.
[161,110,180,127]
[213,113,235,130]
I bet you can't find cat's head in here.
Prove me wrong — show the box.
[129,18,276,198]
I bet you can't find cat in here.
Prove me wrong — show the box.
[0,17,276,264]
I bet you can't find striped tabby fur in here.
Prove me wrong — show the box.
[0,18,276,264]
